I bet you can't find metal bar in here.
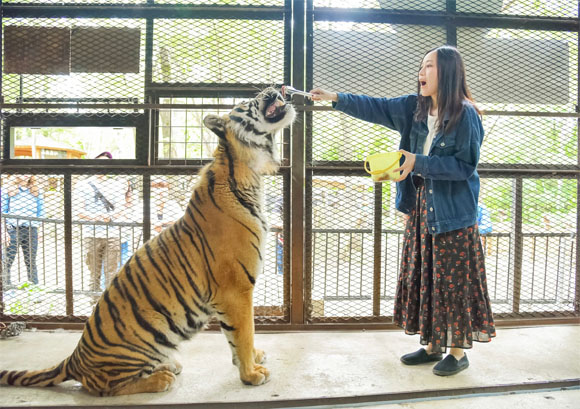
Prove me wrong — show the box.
[446,0,457,46]
[0,0,2,108]
[0,103,235,110]
[283,0,292,88]
[4,103,580,118]
[142,174,151,243]
[19,98,140,103]
[2,4,287,20]
[323,233,328,307]
[300,106,580,117]
[63,173,73,316]
[302,168,312,322]
[314,8,578,31]
[347,232,352,296]
[335,233,340,297]
[289,0,306,325]
[576,175,580,314]
[556,237,562,299]
[0,164,576,178]
[11,314,580,332]
[530,236,536,300]
[575,4,580,315]
[146,84,280,95]
[506,232,513,302]
[544,236,550,300]
[372,183,382,316]
[144,17,154,95]
[512,178,524,314]
[308,164,580,175]
[359,232,364,298]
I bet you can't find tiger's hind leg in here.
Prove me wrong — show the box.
[106,370,176,396]
[219,292,269,386]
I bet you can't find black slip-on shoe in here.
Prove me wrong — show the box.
[433,353,469,376]
[400,348,443,365]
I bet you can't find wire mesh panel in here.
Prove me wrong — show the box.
[480,116,578,166]
[3,0,285,3]
[313,22,446,100]
[379,179,405,316]
[459,28,578,113]
[313,0,445,11]
[0,0,578,329]
[255,175,286,317]
[519,178,577,316]
[311,22,445,163]
[313,0,578,18]
[1,174,66,317]
[3,0,146,3]
[456,0,579,18]
[2,18,146,105]
[311,110,401,164]
[310,176,375,318]
[307,1,579,325]
[71,173,139,315]
[156,0,283,4]
[156,98,289,164]
[153,19,285,84]
[478,178,514,315]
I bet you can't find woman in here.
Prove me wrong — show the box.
[310,45,495,376]
[2,174,45,285]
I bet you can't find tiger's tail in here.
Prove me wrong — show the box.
[0,357,71,387]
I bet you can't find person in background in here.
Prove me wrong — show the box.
[73,152,124,295]
[1,174,45,285]
[118,179,141,266]
[310,45,495,376]
[150,177,183,236]
[477,203,493,255]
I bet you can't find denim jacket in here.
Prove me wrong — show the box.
[333,92,484,234]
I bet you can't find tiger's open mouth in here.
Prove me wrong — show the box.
[265,99,287,120]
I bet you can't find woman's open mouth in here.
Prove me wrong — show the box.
[420,81,427,87]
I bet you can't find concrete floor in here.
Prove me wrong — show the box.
[0,325,579,408]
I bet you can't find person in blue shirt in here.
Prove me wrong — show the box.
[1,174,45,285]
[310,45,495,376]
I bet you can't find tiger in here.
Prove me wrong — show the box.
[0,87,295,396]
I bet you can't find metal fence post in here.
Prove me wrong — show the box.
[512,177,523,314]
[64,173,73,316]
[290,0,306,325]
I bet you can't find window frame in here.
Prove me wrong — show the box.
[3,113,148,166]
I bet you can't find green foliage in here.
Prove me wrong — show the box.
[522,179,576,227]
[7,282,47,315]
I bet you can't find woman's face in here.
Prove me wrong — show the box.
[418,50,438,99]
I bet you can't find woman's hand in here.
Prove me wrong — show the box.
[309,88,338,102]
[393,150,416,182]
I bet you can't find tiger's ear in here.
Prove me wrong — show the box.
[203,115,226,139]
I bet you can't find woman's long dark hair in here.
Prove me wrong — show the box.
[414,45,481,134]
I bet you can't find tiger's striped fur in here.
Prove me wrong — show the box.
[0,87,295,396]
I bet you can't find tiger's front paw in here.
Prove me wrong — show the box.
[254,348,266,364]
[241,365,270,386]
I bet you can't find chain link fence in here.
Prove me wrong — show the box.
[0,0,578,328]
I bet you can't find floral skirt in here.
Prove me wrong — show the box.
[393,179,496,353]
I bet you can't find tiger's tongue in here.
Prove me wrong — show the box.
[266,103,277,117]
